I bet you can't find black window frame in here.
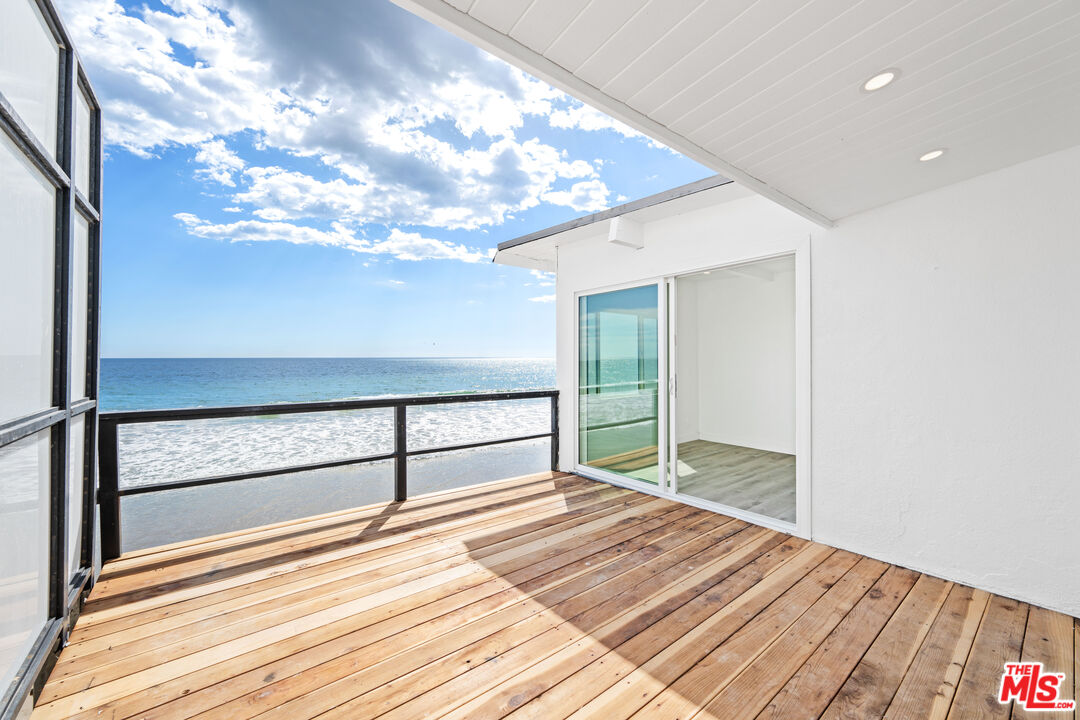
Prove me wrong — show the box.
[0,0,102,716]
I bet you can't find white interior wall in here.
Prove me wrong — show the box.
[691,268,795,454]
[674,281,699,444]
[554,142,1080,616]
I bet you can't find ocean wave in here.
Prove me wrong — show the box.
[117,398,553,487]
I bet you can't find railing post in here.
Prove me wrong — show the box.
[97,418,121,561]
[394,404,407,502]
[550,393,560,472]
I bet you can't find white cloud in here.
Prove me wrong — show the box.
[230,138,594,230]
[369,229,492,263]
[529,294,556,303]
[530,269,554,287]
[542,179,610,212]
[193,139,245,185]
[550,101,672,151]
[174,212,358,249]
[173,213,492,263]
[57,0,665,259]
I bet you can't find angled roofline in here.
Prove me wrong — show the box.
[498,174,733,252]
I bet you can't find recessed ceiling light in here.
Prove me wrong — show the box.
[703,271,711,275]
[862,69,898,92]
[919,149,946,162]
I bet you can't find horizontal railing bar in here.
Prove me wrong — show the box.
[100,389,559,425]
[74,189,100,223]
[583,416,657,432]
[0,90,70,191]
[109,431,556,499]
[0,408,67,448]
[70,398,96,416]
[406,432,554,457]
[113,451,399,497]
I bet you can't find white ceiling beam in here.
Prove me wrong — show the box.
[390,0,836,228]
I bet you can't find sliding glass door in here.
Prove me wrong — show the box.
[577,284,662,485]
[575,257,804,534]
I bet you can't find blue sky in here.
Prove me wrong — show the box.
[60,0,711,358]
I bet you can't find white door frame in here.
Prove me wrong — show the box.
[572,240,811,540]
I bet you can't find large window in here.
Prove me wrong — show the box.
[577,284,661,484]
[0,0,102,714]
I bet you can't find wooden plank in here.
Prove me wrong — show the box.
[60,484,637,660]
[624,551,866,719]
[445,535,807,720]
[104,471,569,569]
[34,498,682,714]
[58,502,705,720]
[1012,605,1075,720]
[91,475,599,598]
[687,557,893,719]
[50,494,659,689]
[820,574,952,720]
[946,595,1029,720]
[246,515,755,720]
[143,509,728,720]
[505,539,822,720]
[32,473,1080,720]
[755,565,919,719]
[566,546,852,720]
[85,477,599,617]
[131,506,713,720]
[73,482,637,638]
[886,584,992,719]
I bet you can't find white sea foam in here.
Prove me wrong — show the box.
[117,397,553,487]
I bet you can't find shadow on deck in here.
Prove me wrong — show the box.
[30,472,1079,719]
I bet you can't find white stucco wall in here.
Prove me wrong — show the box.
[553,143,1080,616]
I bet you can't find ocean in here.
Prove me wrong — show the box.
[101,357,556,551]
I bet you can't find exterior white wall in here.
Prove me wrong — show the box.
[692,271,795,454]
[553,143,1080,616]
[812,144,1080,617]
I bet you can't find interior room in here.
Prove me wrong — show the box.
[674,255,796,522]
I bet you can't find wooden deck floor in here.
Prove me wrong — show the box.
[33,472,1078,720]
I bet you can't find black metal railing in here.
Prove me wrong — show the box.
[97,389,559,561]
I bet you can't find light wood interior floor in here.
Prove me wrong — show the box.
[676,440,796,523]
[32,472,1078,720]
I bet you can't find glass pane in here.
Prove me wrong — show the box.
[674,256,796,523]
[71,215,89,401]
[67,415,85,580]
[408,437,550,494]
[0,0,59,154]
[407,398,549,452]
[0,431,50,693]
[74,87,92,198]
[117,409,394,490]
[0,130,55,422]
[120,460,395,553]
[578,285,660,484]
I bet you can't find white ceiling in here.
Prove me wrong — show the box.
[393,0,1080,225]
